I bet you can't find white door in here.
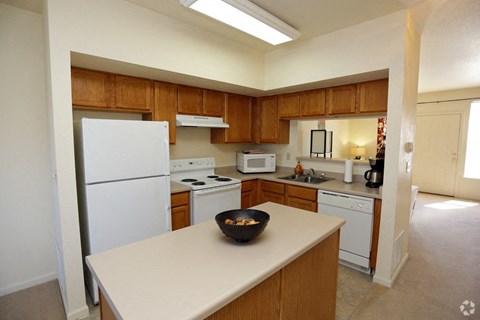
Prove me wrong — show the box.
[79,118,170,183]
[413,114,461,196]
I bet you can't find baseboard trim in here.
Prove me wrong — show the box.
[373,253,409,287]
[66,304,89,320]
[0,272,57,297]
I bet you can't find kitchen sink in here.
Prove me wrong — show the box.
[279,174,334,184]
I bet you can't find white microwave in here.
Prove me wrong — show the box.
[237,153,276,173]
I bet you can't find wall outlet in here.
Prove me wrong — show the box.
[286,152,291,160]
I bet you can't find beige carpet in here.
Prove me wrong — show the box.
[1,192,479,320]
[337,192,480,320]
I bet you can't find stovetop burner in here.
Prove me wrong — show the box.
[207,175,219,179]
[192,181,206,186]
[182,178,198,182]
[215,177,232,182]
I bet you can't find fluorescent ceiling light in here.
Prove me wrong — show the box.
[180,0,301,45]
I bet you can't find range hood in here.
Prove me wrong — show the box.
[176,114,229,128]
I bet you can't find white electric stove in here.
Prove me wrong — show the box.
[170,157,241,224]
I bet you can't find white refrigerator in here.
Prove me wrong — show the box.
[74,118,171,304]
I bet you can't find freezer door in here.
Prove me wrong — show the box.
[84,176,171,254]
[79,119,170,184]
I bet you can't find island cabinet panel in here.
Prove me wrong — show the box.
[145,82,178,144]
[203,89,226,117]
[358,79,388,114]
[207,231,340,320]
[177,85,203,115]
[71,67,115,109]
[285,185,317,212]
[171,191,190,231]
[278,92,301,118]
[114,75,153,112]
[255,96,290,144]
[370,198,382,270]
[301,88,326,117]
[326,84,358,115]
[241,180,259,209]
[211,93,252,144]
[259,180,285,205]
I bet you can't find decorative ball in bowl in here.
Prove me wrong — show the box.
[215,209,270,242]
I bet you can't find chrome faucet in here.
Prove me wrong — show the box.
[309,168,316,176]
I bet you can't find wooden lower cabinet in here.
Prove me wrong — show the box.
[170,191,190,230]
[285,185,317,212]
[241,180,258,209]
[99,231,340,320]
[259,180,285,205]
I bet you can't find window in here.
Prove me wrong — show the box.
[464,101,480,179]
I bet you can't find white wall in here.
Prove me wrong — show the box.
[0,4,56,296]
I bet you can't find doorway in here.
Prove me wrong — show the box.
[412,113,461,196]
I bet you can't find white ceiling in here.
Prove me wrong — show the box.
[3,0,480,93]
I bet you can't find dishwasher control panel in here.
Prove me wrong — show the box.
[317,190,374,214]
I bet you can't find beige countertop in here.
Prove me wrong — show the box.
[86,202,345,320]
[215,166,382,199]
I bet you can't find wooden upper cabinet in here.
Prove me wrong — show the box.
[278,92,301,118]
[203,90,225,117]
[256,96,289,144]
[358,79,388,114]
[149,81,177,144]
[300,88,326,117]
[177,85,203,115]
[211,93,252,143]
[326,84,358,115]
[114,75,153,112]
[71,67,115,109]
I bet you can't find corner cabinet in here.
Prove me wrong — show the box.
[171,191,191,231]
[211,93,253,144]
[144,81,178,144]
[255,96,289,144]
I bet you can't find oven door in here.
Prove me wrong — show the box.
[191,183,241,224]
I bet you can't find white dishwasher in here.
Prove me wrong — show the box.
[317,190,374,273]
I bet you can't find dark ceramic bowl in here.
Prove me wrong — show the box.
[215,209,270,242]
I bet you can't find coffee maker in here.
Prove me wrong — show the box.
[364,158,384,188]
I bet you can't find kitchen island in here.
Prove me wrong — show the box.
[86,202,345,320]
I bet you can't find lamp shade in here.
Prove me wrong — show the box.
[350,147,366,159]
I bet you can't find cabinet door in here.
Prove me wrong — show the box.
[177,85,203,115]
[358,79,388,114]
[257,96,278,143]
[151,82,177,144]
[71,68,115,109]
[300,89,326,117]
[212,94,252,143]
[278,92,301,118]
[203,90,225,117]
[256,97,290,144]
[241,180,258,209]
[259,181,285,204]
[171,192,191,231]
[326,84,357,115]
[286,185,317,212]
[115,75,153,112]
